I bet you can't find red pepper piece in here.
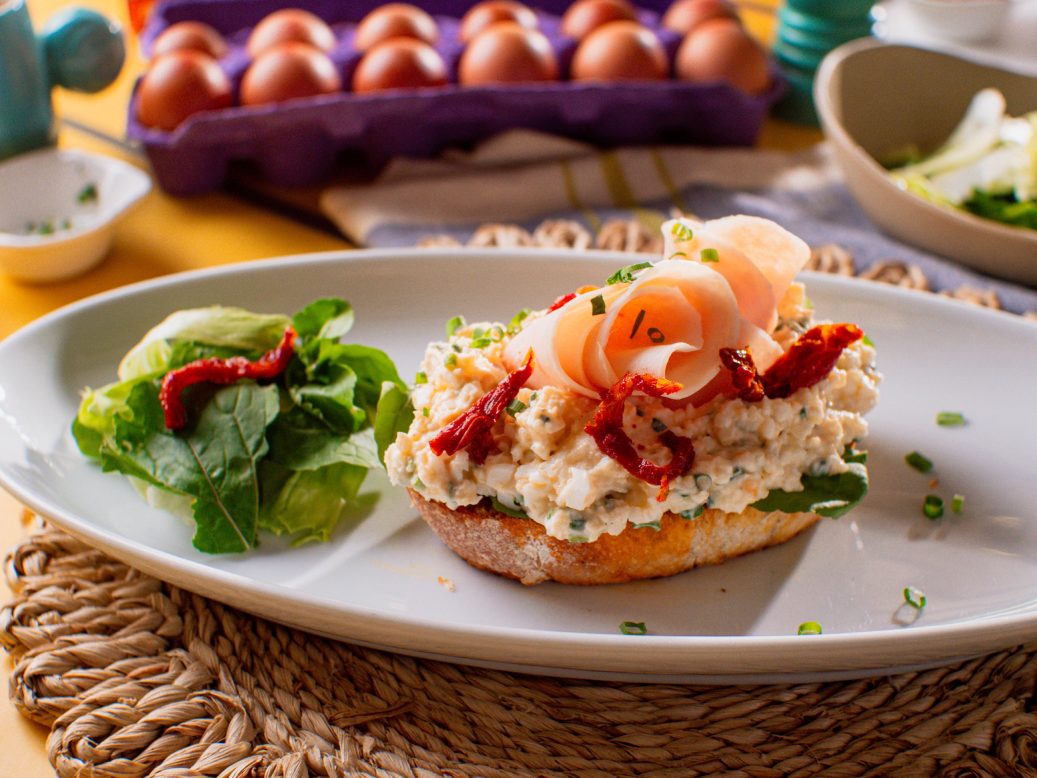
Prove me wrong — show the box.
[719,348,764,402]
[761,323,863,399]
[160,326,297,430]
[547,292,577,313]
[584,373,695,502]
[429,351,534,464]
[718,323,864,402]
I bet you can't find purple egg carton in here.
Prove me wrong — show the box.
[130,0,785,195]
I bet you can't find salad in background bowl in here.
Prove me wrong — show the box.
[815,38,1037,286]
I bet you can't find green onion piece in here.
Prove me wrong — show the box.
[508,308,531,334]
[680,505,706,520]
[700,248,719,263]
[445,315,466,337]
[422,407,430,417]
[620,621,648,635]
[490,326,505,342]
[670,222,693,241]
[668,252,687,259]
[444,353,458,368]
[568,535,589,543]
[903,586,926,610]
[505,399,527,417]
[633,520,661,531]
[629,308,646,339]
[491,497,529,519]
[862,334,875,347]
[470,337,492,348]
[647,327,665,343]
[905,451,933,473]
[797,621,822,636]
[951,494,965,514]
[590,294,606,316]
[77,182,98,204]
[605,261,652,285]
[414,371,428,384]
[923,494,944,520]
[936,411,966,427]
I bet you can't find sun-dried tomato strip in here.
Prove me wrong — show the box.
[761,323,863,399]
[718,323,864,402]
[547,292,577,313]
[429,351,534,464]
[719,348,765,402]
[160,326,297,431]
[584,373,695,502]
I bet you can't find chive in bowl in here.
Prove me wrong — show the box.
[0,147,151,284]
[814,38,1037,286]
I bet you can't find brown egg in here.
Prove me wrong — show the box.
[241,42,342,105]
[458,22,558,85]
[571,21,668,81]
[352,38,447,92]
[136,50,232,130]
[152,21,228,59]
[662,0,738,35]
[561,0,637,40]
[675,18,770,95]
[353,3,438,52]
[246,8,335,58]
[459,0,537,42]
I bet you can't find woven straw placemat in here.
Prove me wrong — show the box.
[4,230,1037,777]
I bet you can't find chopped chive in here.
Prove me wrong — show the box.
[797,621,822,636]
[490,325,505,342]
[77,182,98,204]
[633,520,661,531]
[470,337,492,348]
[569,516,586,531]
[568,535,589,543]
[414,371,428,384]
[444,353,458,368]
[491,497,529,519]
[905,451,933,473]
[862,334,875,347]
[629,308,646,339]
[422,407,430,417]
[508,308,531,334]
[922,494,944,520]
[445,315,466,337]
[411,476,425,490]
[650,418,667,433]
[590,294,606,316]
[647,327,665,343]
[605,261,652,285]
[680,505,706,520]
[700,247,719,263]
[505,398,527,417]
[936,411,966,427]
[668,252,687,259]
[619,621,648,635]
[670,222,693,241]
[951,494,965,514]
[903,586,926,610]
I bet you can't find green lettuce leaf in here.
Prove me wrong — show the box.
[374,381,414,466]
[752,461,869,520]
[99,381,280,553]
[258,461,368,545]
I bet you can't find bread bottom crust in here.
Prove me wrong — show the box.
[407,489,822,585]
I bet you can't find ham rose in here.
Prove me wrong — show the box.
[503,215,810,400]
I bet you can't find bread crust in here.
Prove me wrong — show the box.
[407,489,821,585]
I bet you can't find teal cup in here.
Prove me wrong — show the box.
[0,0,125,161]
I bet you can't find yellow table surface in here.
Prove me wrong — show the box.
[1,0,819,772]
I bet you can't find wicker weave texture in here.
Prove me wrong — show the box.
[2,526,1037,778]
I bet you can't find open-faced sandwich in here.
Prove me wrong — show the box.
[385,215,881,585]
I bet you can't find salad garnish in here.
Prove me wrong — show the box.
[936,411,967,427]
[73,298,410,553]
[923,494,945,520]
[905,451,934,473]
[797,621,822,636]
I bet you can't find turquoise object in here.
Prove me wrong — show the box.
[0,0,124,161]
[773,0,875,126]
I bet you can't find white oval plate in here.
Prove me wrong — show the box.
[2,249,1036,684]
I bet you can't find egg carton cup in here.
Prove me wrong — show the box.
[130,0,785,195]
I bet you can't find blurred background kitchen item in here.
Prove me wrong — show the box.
[815,37,1037,285]
[0,0,125,160]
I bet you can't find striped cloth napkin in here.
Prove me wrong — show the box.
[319,130,1037,315]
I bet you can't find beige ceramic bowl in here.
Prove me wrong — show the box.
[814,38,1037,286]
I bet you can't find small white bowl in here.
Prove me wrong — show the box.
[898,0,1011,43]
[0,148,151,283]
[815,38,1037,286]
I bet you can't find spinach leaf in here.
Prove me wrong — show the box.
[752,461,869,520]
